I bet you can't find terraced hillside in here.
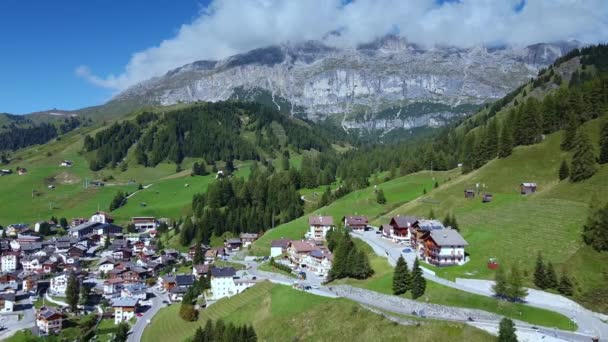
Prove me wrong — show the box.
[142,281,494,342]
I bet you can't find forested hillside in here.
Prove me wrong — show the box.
[83,102,344,171]
[0,116,81,152]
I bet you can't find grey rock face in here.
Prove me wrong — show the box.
[114,36,580,130]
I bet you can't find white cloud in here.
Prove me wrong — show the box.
[77,0,608,91]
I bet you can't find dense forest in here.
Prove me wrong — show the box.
[84,102,344,170]
[0,117,81,151]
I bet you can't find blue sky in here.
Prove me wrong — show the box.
[0,0,205,114]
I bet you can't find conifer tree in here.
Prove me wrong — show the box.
[558,160,570,180]
[561,113,579,151]
[558,272,574,296]
[545,262,558,289]
[486,119,499,159]
[533,253,547,289]
[442,213,452,229]
[410,258,426,299]
[498,122,514,158]
[498,318,518,342]
[570,129,598,182]
[599,120,608,164]
[582,202,608,252]
[493,266,508,298]
[506,264,528,300]
[376,189,386,204]
[193,243,204,265]
[115,322,129,342]
[392,256,411,295]
[66,273,80,312]
[450,213,459,231]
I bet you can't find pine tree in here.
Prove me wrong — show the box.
[115,322,130,342]
[558,160,570,180]
[193,327,204,342]
[599,120,608,164]
[498,317,518,342]
[450,213,459,231]
[582,202,608,252]
[410,258,426,299]
[558,272,574,296]
[561,113,579,151]
[376,189,386,204]
[486,119,499,159]
[533,253,547,289]
[59,217,68,229]
[570,129,598,182]
[493,266,508,298]
[193,244,204,265]
[442,213,452,229]
[545,262,558,289]
[392,256,411,295]
[66,273,80,312]
[507,264,528,300]
[498,121,514,158]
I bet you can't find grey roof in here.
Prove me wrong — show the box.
[175,274,195,286]
[271,239,291,248]
[69,221,100,233]
[38,307,62,319]
[391,216,419,228]
[211,267,236,278]
[169,286,188,294]
[0,293,15,301]
[226,238,242,244]
[112,297,138,307]
[124,283,147,293]
[429,229,468,247]
[20,242,42,251]
[415,220,445,231]
[521,182,537,187]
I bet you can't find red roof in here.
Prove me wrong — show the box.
[308,216,334,226]
[344,216,368,226]
[290,240,317,253]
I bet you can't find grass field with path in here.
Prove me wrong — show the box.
[142,281,494,342]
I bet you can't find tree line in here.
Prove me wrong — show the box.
[533,253,573,296]
[191,320,257,342]
[392,256,426,299]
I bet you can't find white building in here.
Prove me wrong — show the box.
[423,229,469,266]
[303,250,333,278]
[1,253,18,272]
[112,297,138,324]
[270,239,290,258]
[121,283,148,300]
[91,212,110,224]
[308,216,335,241]
[208,267,255,300]
[21,257,43,273]
[131,217,157,231]
[0,293,15,313]
[37,307,63,335]
[50,273,69,296]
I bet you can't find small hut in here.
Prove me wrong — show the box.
[520,183,537,195]
[482,193,493,203]
[464,190,475,199]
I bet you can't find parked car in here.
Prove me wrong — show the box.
[402,248,412,253]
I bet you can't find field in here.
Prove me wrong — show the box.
[379,119,608,310]
[249,170,456,255]
[142,281,494,342]
[332,240,575,330]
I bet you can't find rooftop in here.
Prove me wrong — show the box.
[112,297,139,307]
[308,216,334,226]
[429,229,469,247]
[211,267,236,278]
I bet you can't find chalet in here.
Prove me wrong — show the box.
[50,273,69,295]
[520,182,537,195]
[308,216,335,241]
[121,283,148,300]
[20,273,38,292]
[387,216,418,243]
[71,218,88,226]
[91,211,113,224]
[112,248,133,261]
[42,260,58,274]
[1,169,12,175]
[98,258,117,272]
[17,234,41,244]
[287,240,317,268]
[270,239,291,258]
[37,307,63,335]
[224,238,242,251]
[423,229,468,266]
[209,267,255,300]
[67,245,87,258]
[304,250,333,278]
[157,275,177,292]
[239,233,259,247]
[410,220,446,253]
[0,293,15,313]
[343,216,368,231]
[464,189,475,199]
[193,264,210,279]
[17,167,27,175]
[1,252,19,272]
[112,297,138,324]
[103,278,124,296]
[157,274,194,293]
[21,256,44,272]
[131,217,157,231]
[0,272,19,291]
[169,286,188,302]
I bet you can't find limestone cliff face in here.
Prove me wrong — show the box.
[114,36,580,130]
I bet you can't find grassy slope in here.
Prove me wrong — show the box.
[381,118,608,309]
[142,281,494,342]
[332,240,575,330]
[249,170,458,256]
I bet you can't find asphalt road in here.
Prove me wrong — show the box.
[0,294,36,340]
[128,289,169,342]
